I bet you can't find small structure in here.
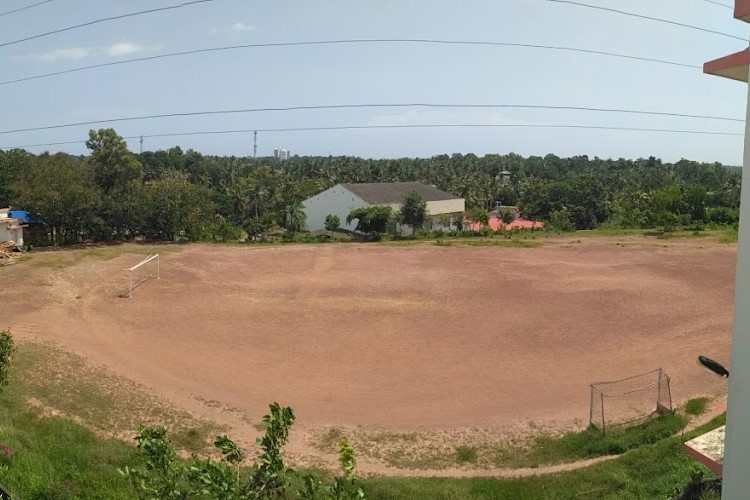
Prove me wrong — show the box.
[302,182,465,234]
[684,425,725,476]
[0,208,24,247]
[497,170,511,184]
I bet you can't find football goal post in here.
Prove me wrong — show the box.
[123,254,160,298]
[589,368,672,433]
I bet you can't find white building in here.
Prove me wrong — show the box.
[303,182,465,234]
[273,148,290,160]
[0,208,24,247]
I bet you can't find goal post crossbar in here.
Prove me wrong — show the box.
[589,368,672,433]
[123,254,160,298]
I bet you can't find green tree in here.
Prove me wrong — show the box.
[548,209,575,232]
[346,206,392,235]
[324,214,341,232]
[140,170,214,241]
[465,207,489,226]
[499,208,515,224]
[399,190,427,231]
[12,153,101,245]
[86,129,145,240]
[284,201,306,233]
[0,149,31,208]
[86,128,143,194]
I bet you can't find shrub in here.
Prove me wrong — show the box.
[499,208,515,224]
[324,214,341,232]
[684,397,709,416]
[547,210,575,232]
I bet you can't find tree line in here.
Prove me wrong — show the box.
[0,128,741,246]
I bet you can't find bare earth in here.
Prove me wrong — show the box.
[3,236,734,474]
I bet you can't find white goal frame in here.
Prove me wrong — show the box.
[123,254,160,298]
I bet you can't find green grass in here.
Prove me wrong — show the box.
[0,375,139,499]
[0,341,725,499]
[455,446,478,464]
[719,229,738,244]
[360,414,725,500]
[684,397,710,416]
[494,412,688,468]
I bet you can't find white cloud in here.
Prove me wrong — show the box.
[11,41,160,62]
[208,27,219,36]
[230,22,253,32]
[11,47,91,62]
[105,42,150,57]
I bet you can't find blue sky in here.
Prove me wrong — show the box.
[1,0,748,163]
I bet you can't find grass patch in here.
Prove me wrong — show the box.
[435,239,540,248]
[0,367,140,498]
[684,397,710,416]
[14,342,221,453]
[455,446,478,464]
[360,414,725,500]
[494,412,688,468]
[719,229,738,244]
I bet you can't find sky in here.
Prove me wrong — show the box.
[0,0,749,163]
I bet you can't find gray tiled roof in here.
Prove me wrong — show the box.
[342,182,459,204]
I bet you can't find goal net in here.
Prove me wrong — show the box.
[122,254,160,298]
[589,368,672,433]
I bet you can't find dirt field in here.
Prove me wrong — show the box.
[2,236,734,471]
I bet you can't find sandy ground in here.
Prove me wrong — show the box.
[2,236,734,474]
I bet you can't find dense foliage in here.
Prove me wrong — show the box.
[0,129,741,245]
[120,403,365,500]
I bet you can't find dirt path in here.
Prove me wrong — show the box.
[2,236,734,475]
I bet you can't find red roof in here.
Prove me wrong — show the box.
[465,215,543,232]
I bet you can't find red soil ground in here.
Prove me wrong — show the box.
[4,236,733,440]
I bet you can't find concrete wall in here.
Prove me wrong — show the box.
[426,198,465,216]
[303,185,369,232]
[721,61,750,500]
[0,223,23,246]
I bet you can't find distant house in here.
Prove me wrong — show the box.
[303,182,465,234]
[0,208,25,246]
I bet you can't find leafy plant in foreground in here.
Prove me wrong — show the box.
[299,439,364,500]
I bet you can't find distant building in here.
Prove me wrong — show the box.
[273,148,290,160]
[302,182,465,234]
[0,208,25,246]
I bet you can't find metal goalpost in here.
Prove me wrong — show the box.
[589,368,673,433]
[123,254,160,298]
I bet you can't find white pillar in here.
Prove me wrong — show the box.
[722,64,750,499]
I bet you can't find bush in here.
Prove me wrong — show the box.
[499,208,515,224]
[547,210,575,232]
[324,214,341,232]
[707,207,739,225]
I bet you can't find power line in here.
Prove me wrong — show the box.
[0,38,701,87]
[1,123,743,150]
[2,103,740,136]
[543,0,746,41]
[0,0,55,17]
[702,0,733,8]
[0,0,217,48]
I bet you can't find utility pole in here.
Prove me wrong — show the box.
[139,136,143,154]
[253,131,257,158]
